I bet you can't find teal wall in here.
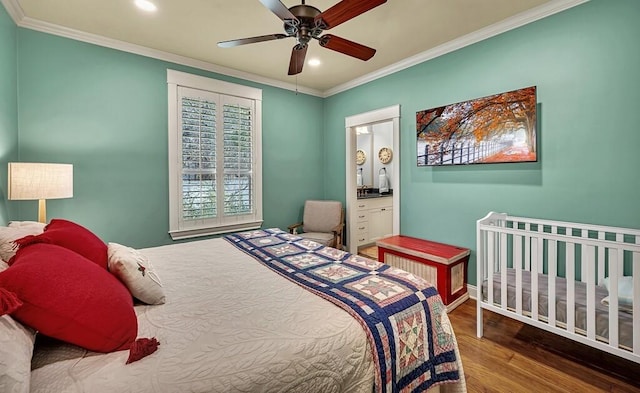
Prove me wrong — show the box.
[4,0,640,283]
[15,29,324,248]
[0,5,18,225]
[323,0,640,285]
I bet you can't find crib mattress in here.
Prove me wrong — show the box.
[482,269,634,349]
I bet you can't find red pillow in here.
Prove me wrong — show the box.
[0,243,137,352]
[13,219,108,269]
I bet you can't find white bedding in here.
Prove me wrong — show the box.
[30,238,462,393]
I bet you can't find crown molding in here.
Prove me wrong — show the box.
[3,0,587,98]
[3,1,323,97]
[322,0,589,97]
[0,0,24,22]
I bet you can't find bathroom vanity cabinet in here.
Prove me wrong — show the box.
[354,196,393,247]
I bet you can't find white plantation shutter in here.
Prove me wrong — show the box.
[223,100,253,215]
[181,93,217,221]
[168,71,262,239]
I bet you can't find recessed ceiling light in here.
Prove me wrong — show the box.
[135,0,157,12]
[308,58,321,67]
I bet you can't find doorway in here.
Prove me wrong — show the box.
[345,105,400,254]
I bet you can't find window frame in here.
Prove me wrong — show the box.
[167,70,263,240]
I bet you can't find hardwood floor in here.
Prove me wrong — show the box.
[359,244,639,391]
[358,245,378,259]
[448,300,640,392]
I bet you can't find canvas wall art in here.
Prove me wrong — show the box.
[416,86,537,166]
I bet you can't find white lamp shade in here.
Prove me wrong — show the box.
[8,163,74,200]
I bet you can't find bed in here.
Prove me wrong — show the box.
[1,224,466,393]
[476,212,640,364]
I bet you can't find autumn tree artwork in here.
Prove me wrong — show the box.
[416,86,537,166]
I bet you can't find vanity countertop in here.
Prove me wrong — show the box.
[357,189,393,200]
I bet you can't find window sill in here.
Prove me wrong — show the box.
[169,220,263,241]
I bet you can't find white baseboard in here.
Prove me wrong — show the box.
[445,284,477,312]
[467,284,477,300]
[446,293,469,312]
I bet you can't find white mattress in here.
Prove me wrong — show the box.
[30,238,462,393]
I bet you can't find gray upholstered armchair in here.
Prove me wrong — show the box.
[288,200,344,249]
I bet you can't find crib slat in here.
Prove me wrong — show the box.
[525,232,531,271]
[566,242,575,333]
[634,251,639,355]
[537,239,544,274]
[515,235,523,315]
[488,231,495,307]
[581,230,588,282]
[608,249,620,348]
[476,227,485,338]
[597,231,605,285]
[548,238,557,327]
[500,232,508,310]
[586,245,596,341]
[532,237,540,321]
[617,233,624,278]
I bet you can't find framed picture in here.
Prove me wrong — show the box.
[416,86,537,166]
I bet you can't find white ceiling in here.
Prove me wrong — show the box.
[4,0,586,96]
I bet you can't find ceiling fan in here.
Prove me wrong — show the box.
[218,0,387,75]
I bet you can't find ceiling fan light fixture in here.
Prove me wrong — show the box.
[308,58,321,67]
[134,0,157,12]
[220,0,387,75]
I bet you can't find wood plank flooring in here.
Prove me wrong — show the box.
[358,245,378,259]
[359,244,639,391]
[448,300,640,392]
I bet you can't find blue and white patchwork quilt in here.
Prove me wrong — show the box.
[224,228,461,393]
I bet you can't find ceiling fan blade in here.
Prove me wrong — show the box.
[288,44,308,75]
[259,0,297,22]
[314,0,386,29]
[218,34,289,48]
[319,34,376,61]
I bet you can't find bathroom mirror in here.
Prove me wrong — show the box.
[356,126,373,187]
[355,122,395,192]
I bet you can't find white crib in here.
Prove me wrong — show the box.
[476,212,640,364]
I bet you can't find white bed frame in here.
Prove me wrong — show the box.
[476,212,640,364]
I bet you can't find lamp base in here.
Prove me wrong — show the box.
[38,199,47,224]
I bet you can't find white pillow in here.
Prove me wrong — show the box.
[601,296,633,314]
[8,221,46,232]
[602,276,633,305]
[1,249,36,393]
[0,226,44,262]
[0,315,36,393]
[601,276,634,313]
[107,242,165,305]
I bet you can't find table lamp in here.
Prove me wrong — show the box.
[7,162,74,223]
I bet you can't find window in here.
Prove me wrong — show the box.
[167,70,262,240]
